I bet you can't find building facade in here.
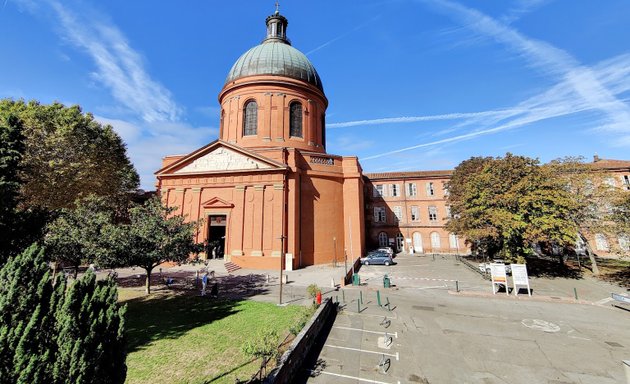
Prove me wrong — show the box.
[156,10,629,270]
[155,10,365,270]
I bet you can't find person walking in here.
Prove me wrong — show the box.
[201,272,209,296]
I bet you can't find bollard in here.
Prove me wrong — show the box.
[385,297,391,311]
[360,291,363,305]
[456,280,459,293]
[336,295,338,303]
[377,290,382,307]
[432,254,435,261]
[342,290,346,303]
[357,299,361,313]
[574,287,578,301]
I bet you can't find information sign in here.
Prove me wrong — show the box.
[511,264,531,296]
[490,263,508,295]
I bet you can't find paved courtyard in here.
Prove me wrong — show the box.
[302,254,630,384]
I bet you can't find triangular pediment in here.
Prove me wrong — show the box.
[202,197,234,209]
[156,140,286,176]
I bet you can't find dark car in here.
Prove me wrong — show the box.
[361,251,394,266]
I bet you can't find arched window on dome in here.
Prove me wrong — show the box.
[289,102,303,138]
[243,100,258,136]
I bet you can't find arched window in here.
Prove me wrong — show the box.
[395,233,404,252]
[378,232,388,247]
[449,233,459,249]
[243,100,257,136]
[430,232,441,249]
[595,233,609,251]
[289,102,303,137]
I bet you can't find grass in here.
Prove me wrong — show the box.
[121,289,312,384]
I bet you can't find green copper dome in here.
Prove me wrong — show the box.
[225,11,324,92]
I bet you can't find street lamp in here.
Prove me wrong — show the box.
[278,235,286,305]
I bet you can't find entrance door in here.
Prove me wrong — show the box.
[413,232,423,253]
[395,233,404,253]
[207,215,227,259]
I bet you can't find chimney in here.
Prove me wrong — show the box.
[593,153,600,162]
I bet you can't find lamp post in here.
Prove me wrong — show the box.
[278,235,286,305]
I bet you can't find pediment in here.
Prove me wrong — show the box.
[156,140,286,176]
[202,197,234,209]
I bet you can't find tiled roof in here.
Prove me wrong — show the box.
[590,159,630,170]
[365,170,454,180]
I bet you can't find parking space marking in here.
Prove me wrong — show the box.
[339,311,399,320]
[308,370,401,384]
[333,326,398,338]
[323,344,400,360]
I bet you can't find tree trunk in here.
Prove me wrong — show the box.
[580,234,600,275]
[145,268,152,294]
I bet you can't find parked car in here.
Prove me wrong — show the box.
[375,246,394,257]
[478,260,511,275]
[361,251,394,266]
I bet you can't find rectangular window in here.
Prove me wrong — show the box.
[393,206,403,222]
[390,184,400,197]
[623,175,630,190]
[373,184,385,197]
[373,207,386,223]
[407,183,417,197]
[426,182,435,196]
[428,206,438,221]
[410,206,419,221]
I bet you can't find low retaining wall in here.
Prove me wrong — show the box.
[264,298,336,384]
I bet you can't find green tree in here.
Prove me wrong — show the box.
[107,197,202,294]
[0,99,139,210]
[54,271,126,384]
[45,195,117,278]
[0,113,25,263]
[446,153,581,263]
[0,244,126,384]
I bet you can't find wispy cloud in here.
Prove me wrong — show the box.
[47,1,181,122]
[357,0,630,161]
[306,16,381,56]
[327,109,523,128]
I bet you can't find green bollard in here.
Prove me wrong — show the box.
[336,295,338,303]
[574,287,578,301]
[377,290,381,306]
[386,297,391,311]
[357,299,361,313]
[360,291,363,305]
[342,290,346,303]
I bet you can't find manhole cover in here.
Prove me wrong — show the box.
[605,341,623,348]
[521,319,560,333]
[413,305,435,311]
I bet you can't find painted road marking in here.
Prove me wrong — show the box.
[308,370,401,384]
[324,344,400,361]
[334,326,398,338]
[340,311,399,320]
[392,277,457,282]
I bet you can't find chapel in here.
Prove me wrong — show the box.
[155,9,366,270]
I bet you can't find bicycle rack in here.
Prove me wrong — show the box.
[383,331,393,347]
[380,316,391,328]
[378,353,391,374]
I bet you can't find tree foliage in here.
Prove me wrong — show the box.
[0,244,126,384]
[0,99,139,210]
[45,195,117,277]
[446,153,581,261]
[105,197,202,294]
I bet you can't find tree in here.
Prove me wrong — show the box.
[0,113,25,263]
[45,195,117,278]
[0,244,127,384]
[107,197,202,294]
[0,99,139,211]
[446,153,580,263]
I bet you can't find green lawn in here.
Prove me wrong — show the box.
[121,290,311,384]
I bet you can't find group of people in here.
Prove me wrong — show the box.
[201,271,218,297]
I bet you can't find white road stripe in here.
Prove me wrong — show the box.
[334,326,398,338]
[307,370,401,384]
[324,344,400,360]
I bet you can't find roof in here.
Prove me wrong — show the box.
[365,170,454,180]
[590,158,630,170]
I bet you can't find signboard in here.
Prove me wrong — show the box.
[490,263,508,295]
[511,264,531,296]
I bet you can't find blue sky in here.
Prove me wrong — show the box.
[2,0,630,189]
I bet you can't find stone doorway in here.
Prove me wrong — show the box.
[207,215,226,259]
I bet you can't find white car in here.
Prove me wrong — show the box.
[478,260,511,275]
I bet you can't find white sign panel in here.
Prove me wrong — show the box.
[490,263,508,295]
[511,264,531,296]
